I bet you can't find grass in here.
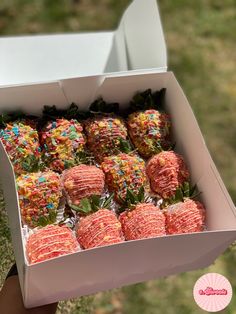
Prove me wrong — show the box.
[0,0,236,313]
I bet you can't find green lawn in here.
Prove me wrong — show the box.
[0,1,236,313]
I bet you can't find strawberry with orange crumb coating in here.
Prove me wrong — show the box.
[62,164,105,207]
[26,225,79,264]
[120,203,166,240]
[77,209,124,249]
[101,153,147,203]
[165,199,206,234]
[76,196,124,249]
[146,151,190,199]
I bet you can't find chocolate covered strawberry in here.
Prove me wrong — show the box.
[119,188,166,240]
[146,151,190,199]
[127,109,171,158]
[127,89,171,158]
[26,225,79,264]
[0,122,41,175]
[76,195,124,249]
[85,115,129,162]
[17,171,62,228]
[41,118,86,172]
[62,164,105,207]
[120,203,166,240]
[165,199,206,234]
[101,153,147,203]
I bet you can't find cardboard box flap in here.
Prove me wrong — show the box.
[120,0,167,71]
[0,32,114,87]
[0,0,167,86]
[59,76,106,108]
[0,82,69,114]
[104,18,128,74]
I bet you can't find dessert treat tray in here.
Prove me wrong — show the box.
[0,71,235,308]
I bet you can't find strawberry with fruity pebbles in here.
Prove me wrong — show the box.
[127,88,171,158]
[41,119,86,172]
[84,115,129,162]
[127,109,171,158]
[17,171,62,228]
[101,153,147,203]
[0,122,41,175]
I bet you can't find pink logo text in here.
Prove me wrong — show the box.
[199,287,228,296]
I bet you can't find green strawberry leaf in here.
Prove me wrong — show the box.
[175,187,183,203]
[22,155,40,172]
[37,216,49,227]
[101,193,114,209]
[118,187,145,210]
[129,88,166,112]
[161,182,201,208]
[77,198,91,212]
[189,184,201,199]
[70,204,83,212]
[126,189,136,204]
[90,195,101,211]
[48,210,57,223]
[70,194,114,215]
[119,138,133,153]
[169,142,176,151]
[183,181,190,198]
[39,103,91,129]
[153,141,164,153]
[189,184,197,197]
[89,97,119,114]
[0,111,34,129]
[64,159,75,169]
[75,150,95,165]
[137,186,145,203]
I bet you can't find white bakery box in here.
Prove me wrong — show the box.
[0,0,236,309]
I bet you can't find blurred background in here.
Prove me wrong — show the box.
[0,0,236,313]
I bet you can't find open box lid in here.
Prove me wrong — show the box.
[0,0,167,86]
